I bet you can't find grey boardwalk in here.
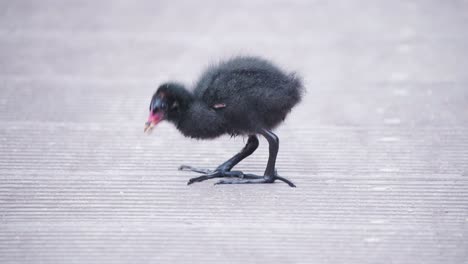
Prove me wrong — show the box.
[1,1,467,263]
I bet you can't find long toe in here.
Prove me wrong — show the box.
[179,165,213,174]
[187,172,220,185]
[187,170,250,185]
[273,175,296,187]
[215,178,274,185]
[214,175,296,187]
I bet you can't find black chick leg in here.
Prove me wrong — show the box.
[180,135,262,184]
[215,129,296,187]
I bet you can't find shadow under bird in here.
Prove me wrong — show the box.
[145,56,304,187]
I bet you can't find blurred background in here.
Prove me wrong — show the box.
[1,0,467,263]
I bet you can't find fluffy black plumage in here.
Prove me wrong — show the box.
[149,56,304,139]
[146,56,303,187]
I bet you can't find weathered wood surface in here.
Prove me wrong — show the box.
[0,1,467,263]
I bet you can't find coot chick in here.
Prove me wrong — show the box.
[145,56,303,187]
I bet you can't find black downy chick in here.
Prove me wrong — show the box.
[145,56,303,187]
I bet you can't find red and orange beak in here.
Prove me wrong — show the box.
[144,112,164,134]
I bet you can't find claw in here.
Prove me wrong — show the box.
[179,165,189,171]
